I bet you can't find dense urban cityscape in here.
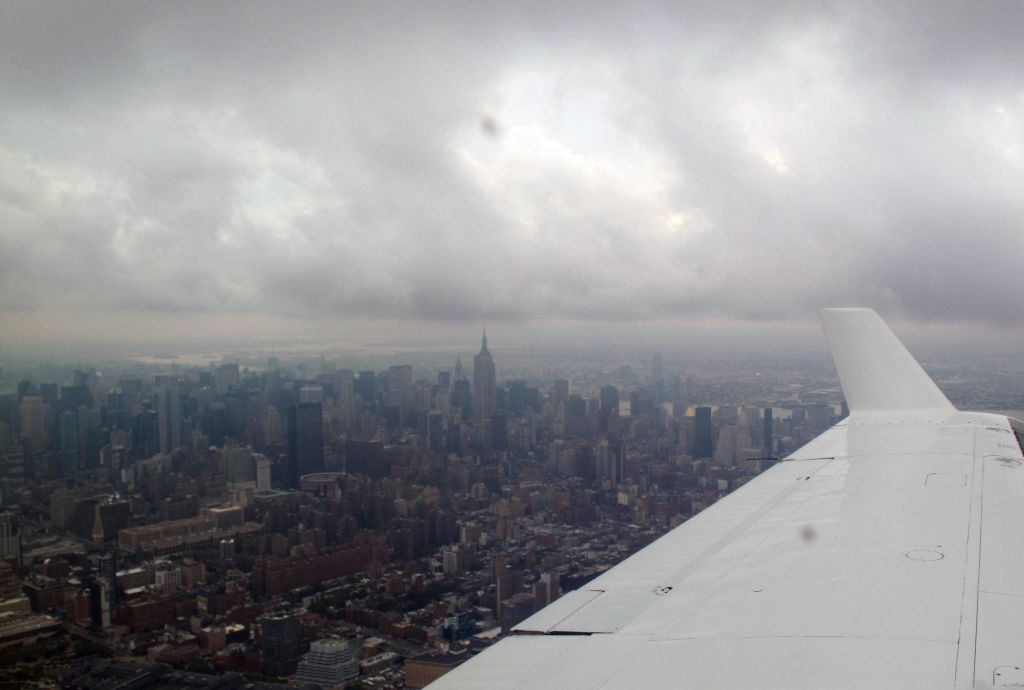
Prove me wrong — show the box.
[0,330,1021,689]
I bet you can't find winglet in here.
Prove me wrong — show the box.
[819,308,954,414]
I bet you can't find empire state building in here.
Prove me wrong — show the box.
[473,328,497,427]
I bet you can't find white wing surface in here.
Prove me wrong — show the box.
[430,309,1024,689]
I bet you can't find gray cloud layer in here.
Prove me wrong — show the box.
[2,1,1024,330]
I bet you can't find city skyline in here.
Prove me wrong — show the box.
[0,309,1022,686]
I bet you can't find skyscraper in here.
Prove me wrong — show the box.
[692,406,714,459]
[473,329,496,427]
[763,407,774,456]
[18,396,45,450]
[287,402,323,488]
[59,409,79,475]
[356,371,376,406]
[0,512,20,563]
[156,384,182,454]
[651,353,665,402]
[388,364,414,412]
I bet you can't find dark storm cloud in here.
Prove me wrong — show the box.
[2,1,1024,331]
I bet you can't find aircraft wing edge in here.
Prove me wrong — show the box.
[818,308,954,414]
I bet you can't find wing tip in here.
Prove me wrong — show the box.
[817,307,954,414]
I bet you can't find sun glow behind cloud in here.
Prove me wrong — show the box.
[3,1,1024,345]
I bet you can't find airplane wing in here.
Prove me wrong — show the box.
[429,308,1024,689]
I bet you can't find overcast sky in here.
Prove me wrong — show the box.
[1,1,1023,351]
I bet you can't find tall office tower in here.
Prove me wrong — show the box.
[551,379,569,408]
[225,446,255,486]
[763,407,774,456]
[255,454,272,491]
[261,366,282,412]
[388,364,414,411]
[79,406,103,469]
[491,414,508,451]
[214,362,240,395]
[595,439,624,486]
[298,385,323,404]
[473,330,497,426]
[599,385,620,413]
[566,395,586,436]
[224,388,256,442]
[451,380,473,422]
[0,397,13,448]
[131,410,159,459]
[334,369,355,418]
[345,438,386,478]
[547,439,564,473]
[0,512,20,562]
[59,409,79,475]
[0,446,26,505]
[38,383,58,405]
[438,371,451,388]
[73,498,131,543]
[262,407,282,444]
[97,550,117,583]
[506,380,527,416]
[156,384,182,454]
[18,396,45,450]
[16,381,35,401]
[356,371,376,405]
[454,355,466,381]
[287,402,323,488]
[260,613,304,677]
[652,352,665,402]
[599,384,619,434]
[104,390,128,431]
[538,571,561,606]
[119,376,142,407]
[60,384,92,412]
[295,639,359,686]
[494,560,513,619]
[714,424,739,466]
[428,412,445,453]
[692,406,714,459]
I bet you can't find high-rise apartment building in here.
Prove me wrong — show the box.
[295,639,359,686]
